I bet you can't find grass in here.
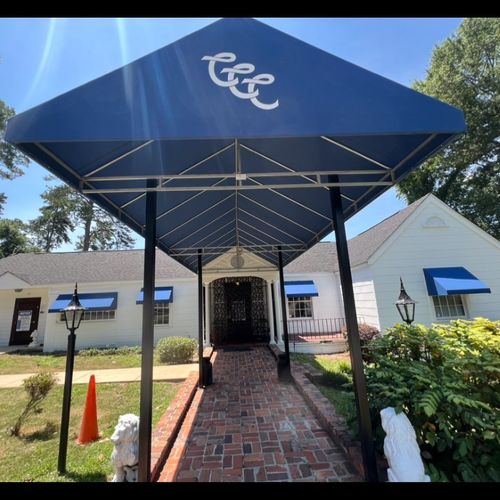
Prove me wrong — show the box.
[0,381,179,482]
[0,351,143,375]
[291,352,358,435]
[0,350,197,375]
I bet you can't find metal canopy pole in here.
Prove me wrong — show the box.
[138,180,157,482]
[329,176,378,482]
[277,246,291,372]
[198,249,203,388]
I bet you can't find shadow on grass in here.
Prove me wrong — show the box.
[291,352,358,431]
[23,422,58,442]
[7,350,66,357]
[62,470,108,482]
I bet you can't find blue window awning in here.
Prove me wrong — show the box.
[423,267,491,296]
[136,286,174,304]
[284,281,318,298]
[48,292,118,312]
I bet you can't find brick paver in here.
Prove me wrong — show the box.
[173,346,360,482]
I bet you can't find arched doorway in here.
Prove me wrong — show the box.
[211,276,270,345]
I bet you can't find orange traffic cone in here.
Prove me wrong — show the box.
[76,374,99,444]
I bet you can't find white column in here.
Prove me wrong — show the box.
[266,280,276,344]
[204,283,211,346]
[274,279,284,344]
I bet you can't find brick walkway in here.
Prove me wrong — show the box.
[174,346,360,482]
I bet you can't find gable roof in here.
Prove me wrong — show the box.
[284,194,428,273]
[0,194,438,284]
[0,249,195,286]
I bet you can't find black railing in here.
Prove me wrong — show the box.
[285,317,365,342]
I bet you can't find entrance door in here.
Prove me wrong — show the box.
[225,282,252,343]
[9,297,41,346]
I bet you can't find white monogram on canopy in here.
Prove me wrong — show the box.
[202,52,279,110]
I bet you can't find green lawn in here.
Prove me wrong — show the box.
[0,381,178,482]
[291,353,358,434]
[0,351,146,375]
[0,350,198,375]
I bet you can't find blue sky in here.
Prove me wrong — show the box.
[0,17,462,251]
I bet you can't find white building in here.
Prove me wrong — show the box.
[0,194,498,353]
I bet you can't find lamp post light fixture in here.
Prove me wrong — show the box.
[57,283,86,475]
[395,277,417,325]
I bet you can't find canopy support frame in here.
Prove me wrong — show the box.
[329,175,378,482]
[138,180,157,483]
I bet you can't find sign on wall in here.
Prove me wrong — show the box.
[16,310,32,331]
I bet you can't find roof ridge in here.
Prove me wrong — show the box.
[348,194,427,242]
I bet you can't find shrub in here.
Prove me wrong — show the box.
[156,337,197,364]
[11,371,57,436]
[341,322,380,361]
[318,371,351,390]
[365,319,500,482]
[79,345,141,356]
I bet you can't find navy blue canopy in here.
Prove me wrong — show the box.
[6,18,466,271]
[48,292,118,312]
[423,267,491,296]
[284,281,319,298]
[136,286,174,304]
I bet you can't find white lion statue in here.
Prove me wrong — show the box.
[110,413,140,482]
[380,407,431,482]
[28,329,41,348]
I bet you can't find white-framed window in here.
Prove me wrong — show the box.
[432,295,467,319]
[288,296,313,319]
[154,303,170,325]
[58,310,116,322]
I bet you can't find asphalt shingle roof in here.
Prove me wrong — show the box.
[0,249,195,285]
[0,196,427,285]
[284,195,427,273]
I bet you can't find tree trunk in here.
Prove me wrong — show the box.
[82,215,92,252]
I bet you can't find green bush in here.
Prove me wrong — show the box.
[365,319,500,482]
[156,337,197,364]
[11,371,57,436]
[341,322,380,362]
[78,345,141,357]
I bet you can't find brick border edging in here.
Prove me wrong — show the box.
[158,386,205,482]
[150,371,199,481]
[270,343,386,479]
[290,363,366,478]
[267,343,281,360]
[157,350,218,482]
[291,363,388,480]
[268,343,365,475]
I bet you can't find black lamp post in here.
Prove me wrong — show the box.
[395,277,417,325]
[57,283,86,475]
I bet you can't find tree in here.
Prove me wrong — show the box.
[30,180,135,253]
[72,193,135,251]
[29,185,76,252]
[0,99,29,180]
[0,218,39,258]
[1,99,30,212]
[0,193,6,216]
[397,18,500,239]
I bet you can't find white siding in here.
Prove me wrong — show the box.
[43,279,198,352]
[369,198,500,332]
[284,272,343,320]
[0,288,49,346]
[351,266,380,329]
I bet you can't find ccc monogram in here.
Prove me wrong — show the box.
[202,52,279,111]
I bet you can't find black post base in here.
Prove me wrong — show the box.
[277,354,292,382]
[201,357,213,387]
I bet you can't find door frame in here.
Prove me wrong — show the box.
[9,297,42,346]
